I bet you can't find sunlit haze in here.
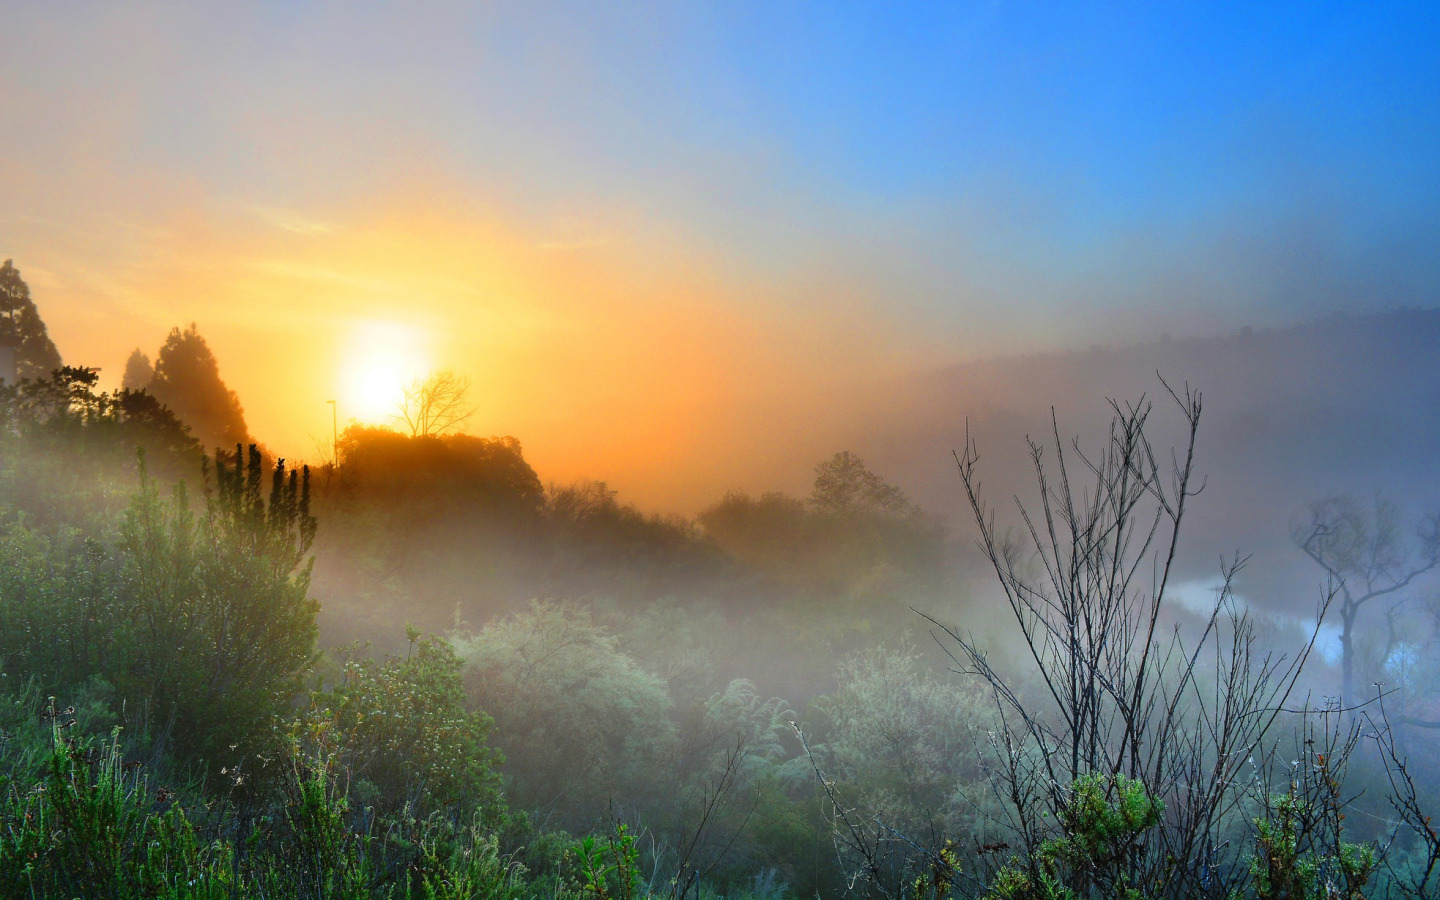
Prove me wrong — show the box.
[9,8,1440,891]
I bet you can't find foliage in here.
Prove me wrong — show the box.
[0,367,201,528]
[577,824,642,900]
[544,480,726,604]
[334,427,545,518]
[115,444,318,768]
[812,643,982,843]
[0,705,234,899]
[0,697,539,899]
[982,774,1162,900]
[317,426,547,634]
[809,451,912,518]
[122,348,155,390]
[698,453,946,605]
[0,444,318,774]
[454,602,676,828]
[303,630,505,819]
[1250,790,1376,900]
[0,366,199,463]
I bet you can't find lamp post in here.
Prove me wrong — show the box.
[326,399,337,464]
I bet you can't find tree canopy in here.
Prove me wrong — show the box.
[121,348,154,389]
[809,450,913,517]
[147,323,249,453]
[0,259,62,381]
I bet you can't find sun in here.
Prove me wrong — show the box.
[338,320,431,425]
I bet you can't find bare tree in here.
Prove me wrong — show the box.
[394,369,474,438]
[1293,494,1440,707]
[925,382,1325,898]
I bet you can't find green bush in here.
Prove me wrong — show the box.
[301,629,505,820]
[984,774,1162,900]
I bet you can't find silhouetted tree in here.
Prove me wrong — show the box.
[698,490,812,576]
[1295,493,1440,707]
[0,259,62,381]
[121,348,153,389]
[699,454,945,602]
[147,323,248,453]
[395,368,473,437]
[809,451,911,517]
[0,367,201,529]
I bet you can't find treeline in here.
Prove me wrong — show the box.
[310,425,953,702]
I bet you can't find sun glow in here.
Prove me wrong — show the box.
[338,320,432,425]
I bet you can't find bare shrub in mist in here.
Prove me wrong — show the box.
[805,384,1340,898]
[938,385,1330,897]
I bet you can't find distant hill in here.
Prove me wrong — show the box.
[836,307,1440,616]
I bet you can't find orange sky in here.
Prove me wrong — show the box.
[17,185,938,512]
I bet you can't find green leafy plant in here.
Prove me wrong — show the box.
[578,824,642,900]
[983,774,1162,900]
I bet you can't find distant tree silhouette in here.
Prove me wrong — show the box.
[698,490,811,577]
[1295,493,1440,708]
[809,450,912,517]
[147,323,249,453]
[0,366,201,529]
[0,259,62,381]
[335,427,544,514]
[121,348,154,389]
[700,452,944,600]
[395,368,473,437]
[0,366,197,461]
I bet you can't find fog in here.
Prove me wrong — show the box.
[5,3,1440,896]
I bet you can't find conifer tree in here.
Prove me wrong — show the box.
[121,348,153,389]
[0,259,62,380]
[148,323,249,453]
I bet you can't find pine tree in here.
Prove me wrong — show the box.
[121,348,154,389]
[148,324,249,454]
[0,259,62,380]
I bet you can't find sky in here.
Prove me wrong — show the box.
[1,2,1437,510]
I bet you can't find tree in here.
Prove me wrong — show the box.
[1294,493,1440,708]
[147,323,249,453]
[0,367,202,530]
[0,259,62,381]
[855,385,1324,898]
[395,368,473,437]
[120,348,153,390]
[809,451,911,517]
